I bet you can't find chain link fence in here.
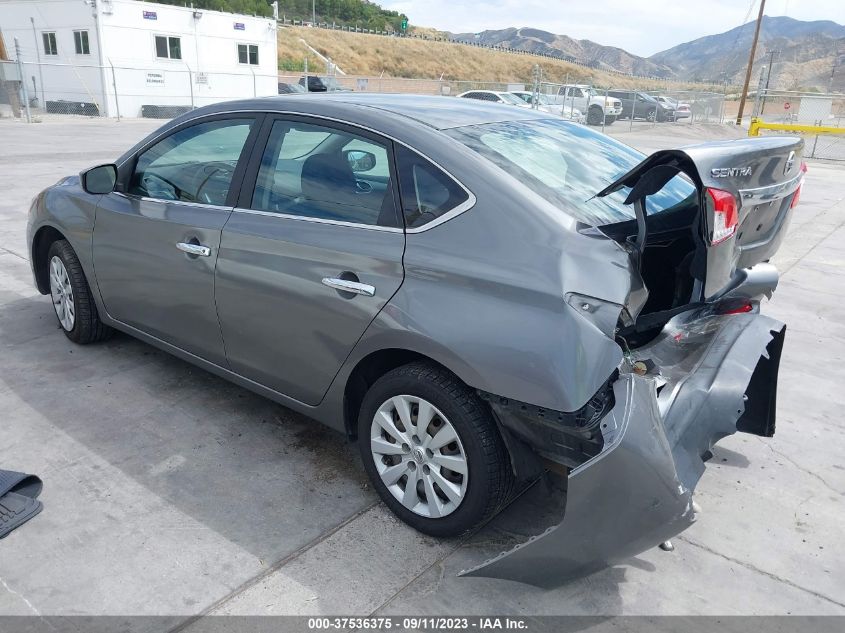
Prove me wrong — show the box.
[751,89,845,161]
[1,60,279,122]
[2,58,727,134]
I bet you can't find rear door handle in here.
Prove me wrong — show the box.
[321,277,375,297]
[176,242,211,257]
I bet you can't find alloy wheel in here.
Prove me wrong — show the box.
[370,394,469,518]
[49,255,75,331]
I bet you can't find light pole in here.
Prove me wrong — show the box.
[759,49,778,115]
[829,51,843,93]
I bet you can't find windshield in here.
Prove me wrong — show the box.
[499,93,528,106]
[445,119,696,225]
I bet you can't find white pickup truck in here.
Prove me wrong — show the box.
[552,85,623,126]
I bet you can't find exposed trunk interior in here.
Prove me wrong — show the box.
[600,193,705,347]
[593,137,804,350]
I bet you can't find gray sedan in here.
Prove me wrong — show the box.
[26,94,804,584]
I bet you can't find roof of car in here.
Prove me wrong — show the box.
[196,93,549,131]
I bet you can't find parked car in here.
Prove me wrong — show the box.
[656,95,691,119]
[509,91,586,123]
[608,90,675,122]
[27,94,804,584]
[298,75,351,93]
[455,90,533,107]
[278,82,307,95]
[552,84,623,126]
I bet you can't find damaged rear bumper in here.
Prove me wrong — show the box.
[462,310,785,586]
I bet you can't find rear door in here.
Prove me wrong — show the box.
[597,136,805,300]
[214,115,405,405]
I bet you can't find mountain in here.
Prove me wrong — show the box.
[649,16,845,91]
[449,27,675,79]
[448,17,845,92]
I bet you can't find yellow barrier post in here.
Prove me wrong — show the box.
[748,117,845,138]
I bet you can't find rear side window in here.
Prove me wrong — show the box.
[395,146,470,229]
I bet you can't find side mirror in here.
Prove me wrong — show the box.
[81,163,117,195]
[344,149,376,173]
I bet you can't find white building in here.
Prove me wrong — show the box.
[0,0,279,117]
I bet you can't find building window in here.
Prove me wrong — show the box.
[42,32,57,56]
[237,44,259,65]
[74,30,90,55]
[154,35,181,60]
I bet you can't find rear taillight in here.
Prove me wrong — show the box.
[718,301,753,315]
[790,161,808,209]
[706,187,738,245]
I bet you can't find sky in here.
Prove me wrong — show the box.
[380,0,845,57]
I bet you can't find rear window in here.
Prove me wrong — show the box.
[445,119,695,225]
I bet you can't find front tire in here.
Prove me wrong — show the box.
[358,362,513,537]
[587,106,604,126]
[47,240,113,344]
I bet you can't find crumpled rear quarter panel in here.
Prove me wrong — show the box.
[461,311,785,586]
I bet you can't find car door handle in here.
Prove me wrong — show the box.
[321,277,375,297]
[176,242,211,257]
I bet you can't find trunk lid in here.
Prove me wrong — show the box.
[597,136,804,303]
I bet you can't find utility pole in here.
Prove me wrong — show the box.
[759,49,778,115]
[312,0,316,25]
[735,0,766,125]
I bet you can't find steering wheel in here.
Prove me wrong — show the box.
[195,161,234,204]
[141,172,182,200]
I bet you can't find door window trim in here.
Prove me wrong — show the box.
[117,109,476,232]
[116,112,265,208]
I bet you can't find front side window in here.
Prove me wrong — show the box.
[445,119,695,226]
[237,44,259,65]
[250,120,397,227]
[395,145,470,229]
[155,35,181,60]
[129,118,253,205]
[74,30,90,55]
[42,32,57,56]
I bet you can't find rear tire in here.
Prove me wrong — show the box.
[47,240,113,344]
[358,362,513,537]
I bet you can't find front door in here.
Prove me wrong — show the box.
[215,116,406,405]
[93,115,259,365]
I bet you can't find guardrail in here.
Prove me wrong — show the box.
[278,20,725,89]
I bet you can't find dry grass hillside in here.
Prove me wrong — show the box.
[277,26,727,91]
